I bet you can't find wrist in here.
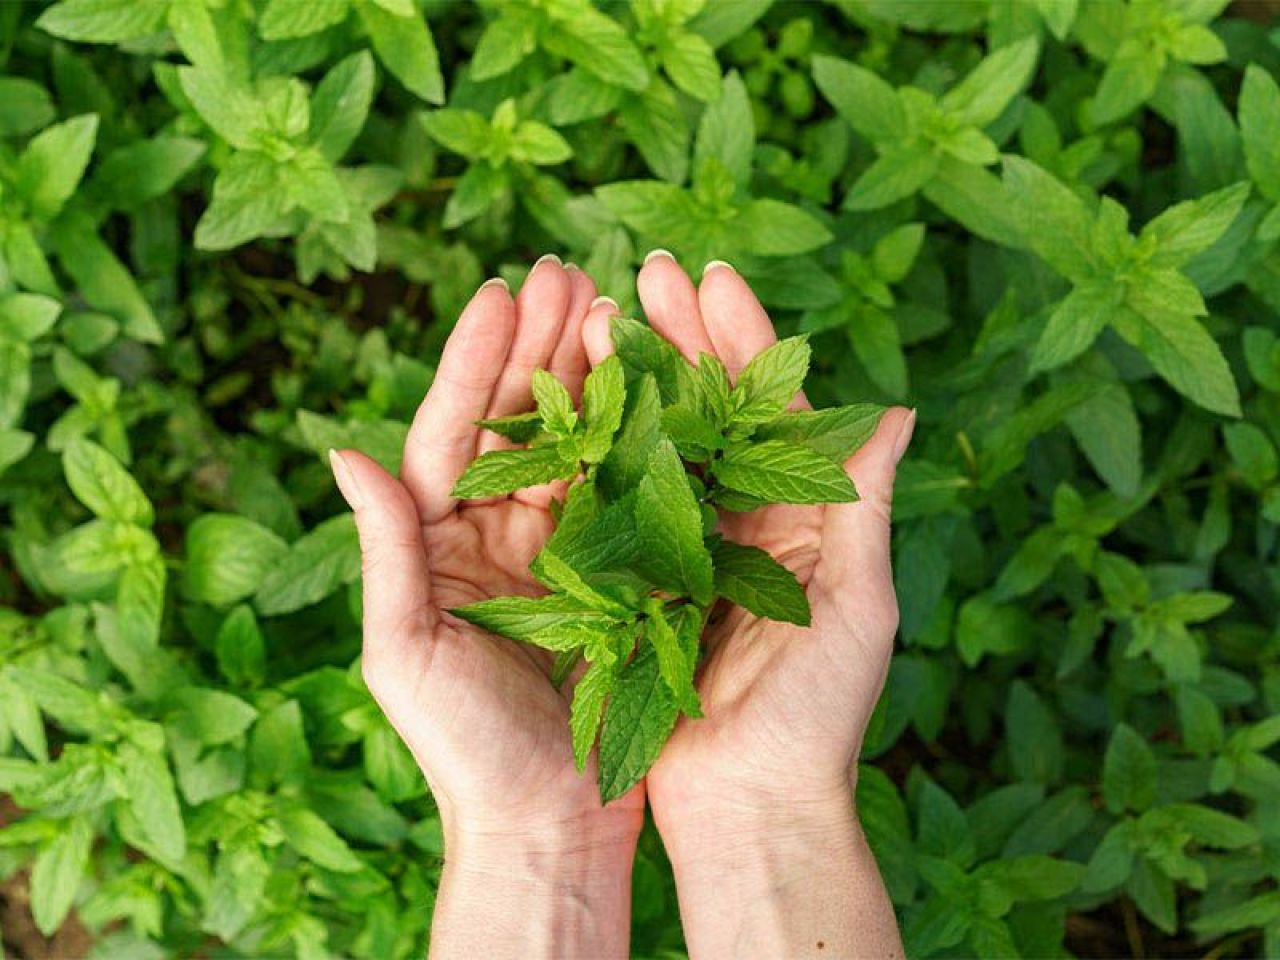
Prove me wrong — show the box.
[431,808,641,959]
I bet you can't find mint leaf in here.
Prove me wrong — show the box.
[15,114,98,221]
[532,369,578,438]
[452,445,578,498]
[600,373,663,497]
[661,404,722,461]
[753,404,886,461]
[1030,283,1120,374]
[530,548,633,618]
[712,539,811,625]
[1121,310,1241,417]
[476,411,543,442]
[581,354,625,463]
[570,656,618,771]
[1240,64,1280,201]
[63,437,153,526]
[731,336,811,425]
[597,644,679,802]
[1141,181,1250,268]
[610,316,694,405]
[448,593,619,643]
[714,440,858,504]
[645,600,702,717]
[811,55,907,143]
[254,514,361,616]
[635,438,714,604]
[940,37,1039,129]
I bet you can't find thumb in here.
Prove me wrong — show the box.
[329,449,436,705]
[814,407,915,635]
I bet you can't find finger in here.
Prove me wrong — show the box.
[547,264,596,402]
[401,278,516,524]
[582,295,620,367]
[479,254,573,454]
[699,260,810,410]
[330,449,435,706]
[638,249,716,364]
[814,407,916,637]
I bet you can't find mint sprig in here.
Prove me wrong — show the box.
[448,316,885,800]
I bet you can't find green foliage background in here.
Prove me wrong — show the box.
[1,0,1279,956]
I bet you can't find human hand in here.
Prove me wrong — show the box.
[582,252,912,957]
[329,257,640,956]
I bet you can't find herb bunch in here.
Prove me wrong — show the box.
[448,316,884,800]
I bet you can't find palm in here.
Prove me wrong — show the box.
[573,256,910,819]
[346,261,643,829]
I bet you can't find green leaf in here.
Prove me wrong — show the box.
[119,738,186,862]
[1090,50,1163,125]
[311,51,376,163]
[63,438,153,526]
[735,199,832,256]
[1122,309,1241,417]
[0,78,55,137]
[845,147,938,211]
[663,31,721,101]
[15,114,98,221]
[712,539,811,625]
[532,369,578,438]
[731,336,811,425]
[1065,381,1143,498]
[582,355,626,463]
[1030,283,1119,374]
[1141,181,1250,268]
[598,644,679,802]
[1005,681,1063,785]
[872,223,926,284]
[1240,64,1280,201]
[570,657,617,771]
[715,440,858,504]
[255,514,362,616]
[278,806,364,872]
[811,55,907,143]
[610,317,693,406]
[752,404,886,462]
[36,0,169,43]
[661,404,723,461]
[941,37,1039,129]
[452,445,578,498]
[530,548,633,618]
[216,605,267,689]
[1102,723,1157,814]
[512,122,573,166]
[88,135,206,212]
[260,0,350,39]
[358,0,444,104]
[185,514,289,608]
[695,70,753,187]
[645,602,701,717]
[48,213,161,343]
[419,109,494,159]
[449,593,619,643]
[1002,155,1096,281]
[31,816,93,936]
[195,153,289,251]
[167,687,258,746]
[549,5,649,93]
[635,438,714,604]
[176,67,264,150]
[477,411,543,443]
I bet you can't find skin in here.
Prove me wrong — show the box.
[330,251,913,958]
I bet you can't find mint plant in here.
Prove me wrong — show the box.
[449,318,882,798]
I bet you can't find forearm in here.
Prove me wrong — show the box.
[430,819,639,959]
[661,797,903,959]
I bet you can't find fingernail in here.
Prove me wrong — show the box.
[479,276,509,293]
[644,248,675,265]
[703,259,735,276]
[564,262,580,273]
[329,449,363,509]
[892,409,917,465]
[532,252,563,272]
[590,295,619,314]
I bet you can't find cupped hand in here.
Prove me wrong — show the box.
[580,253,915,836]
[329,258,643,845]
